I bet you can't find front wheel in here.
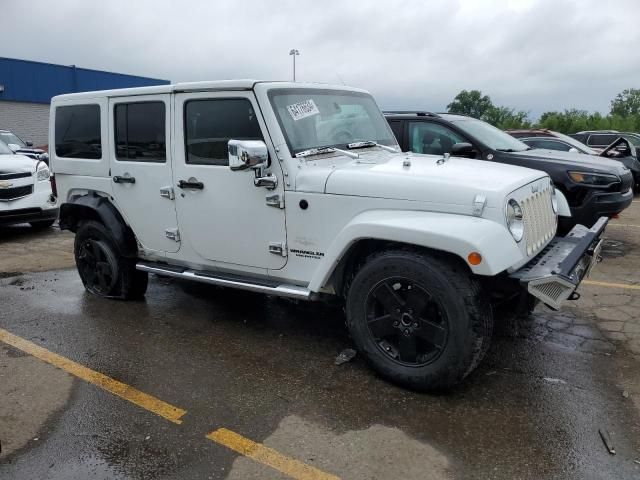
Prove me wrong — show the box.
[345,250,492,391]
[74,220,148,300]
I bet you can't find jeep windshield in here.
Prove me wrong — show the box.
[447,116,530,152]
[268,88,397,156]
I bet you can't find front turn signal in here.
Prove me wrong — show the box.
[468,252,482,265]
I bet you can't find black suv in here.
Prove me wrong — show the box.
[385,112,633,229]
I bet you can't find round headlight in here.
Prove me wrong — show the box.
[506,198,524,242]
[551,185,558,213]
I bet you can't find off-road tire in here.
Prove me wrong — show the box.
[74,220,147,300]
[29,219,56,230]
[345,250,492,391]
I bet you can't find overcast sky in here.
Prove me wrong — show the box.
[2,0,639,119]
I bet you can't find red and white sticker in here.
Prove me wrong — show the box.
[286,99,320,121]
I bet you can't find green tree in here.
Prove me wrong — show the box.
[485,106,531,130]
[610,88,640,117]
[537,109,591,133]
[447,90,494,119]
[447,90,531,129]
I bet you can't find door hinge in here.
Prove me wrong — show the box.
[160,186,175,200]
[269,241,287,256]
[266,193,284,209]
[165,228,180,242]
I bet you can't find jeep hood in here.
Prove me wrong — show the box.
[0,154,37,173]
[314,152,546,208]
[513,148,630,176]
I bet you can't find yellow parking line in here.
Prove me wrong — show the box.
[0,328,339,479]
[0,328,186,424]
[583,280,640,290]
[207,428,340,480]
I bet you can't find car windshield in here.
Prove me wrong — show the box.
[449,117,529,152]
[551,131,597,154]
[0,139,14,155]
[268,88,397,155]
[0,131,26,147]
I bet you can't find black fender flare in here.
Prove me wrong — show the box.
[59,193,138,257]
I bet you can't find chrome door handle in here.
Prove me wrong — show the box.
[113,175,136,184]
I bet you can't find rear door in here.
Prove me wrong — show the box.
[109,95,180,253]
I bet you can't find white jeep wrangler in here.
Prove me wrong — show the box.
[50,81,606,390]
[0,140,58,229]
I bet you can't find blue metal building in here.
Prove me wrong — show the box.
[0,57,169,146]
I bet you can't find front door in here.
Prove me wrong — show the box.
[173,92,287,270]
[109,95,179,253]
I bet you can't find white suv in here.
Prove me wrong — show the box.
[0,140,58,229]
[50,81,606,390]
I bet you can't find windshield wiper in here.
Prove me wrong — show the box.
[295,146,359,159]
[496,148,526,153]
[347,141,398,153]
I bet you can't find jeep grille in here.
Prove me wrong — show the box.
[521,186,556,257]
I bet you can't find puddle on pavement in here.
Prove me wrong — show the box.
[0,272,22,279]
[223,415,452,480]
[43,454,126,480]
[0,346,74,459]
[601,239,630,258]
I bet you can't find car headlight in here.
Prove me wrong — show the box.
[36,164,50,181]
[551,184,558,213]
[505,198,524,242]
[568,171,619,187]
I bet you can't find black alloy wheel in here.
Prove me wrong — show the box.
[345,250,492,391]
[365,277,448,367]
[76,237,118,295]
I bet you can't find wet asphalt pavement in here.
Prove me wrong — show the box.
[1,213,640,479]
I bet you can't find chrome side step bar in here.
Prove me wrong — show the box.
[136,263,312,300]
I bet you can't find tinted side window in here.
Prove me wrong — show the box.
[55,104,102,159]
[588,134,617,146]
[408,122,466,155]
[185,99,263,166]
[525,139,572,151]
[570,133,588,143]
[388,120,403,143]
[115,102,166,162]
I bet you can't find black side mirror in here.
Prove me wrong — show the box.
[26,141,33,147]
[451,142,476,158]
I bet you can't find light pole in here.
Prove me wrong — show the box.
[289,49,299,82]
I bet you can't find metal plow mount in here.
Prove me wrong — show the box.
[511,217,607,310]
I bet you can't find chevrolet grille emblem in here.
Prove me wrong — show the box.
[0,180,13,189]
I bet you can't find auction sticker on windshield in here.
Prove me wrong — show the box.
[287,99,320,121]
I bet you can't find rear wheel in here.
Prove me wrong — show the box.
[345,250,492,391]
[74,220,147,299]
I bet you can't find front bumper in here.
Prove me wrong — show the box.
[569,187,632,228]
[0,207,59,226]
[510,216,608,310]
